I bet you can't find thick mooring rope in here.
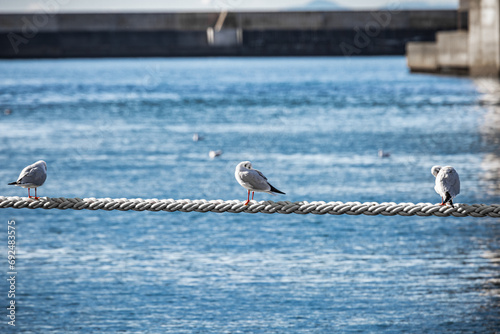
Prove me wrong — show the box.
[0,196,499,217]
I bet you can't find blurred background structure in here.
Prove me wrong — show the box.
[407,0,500,77]
[0,9,461,58]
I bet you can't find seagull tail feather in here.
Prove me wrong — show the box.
[8,182,17,185]
[270,185,285,195]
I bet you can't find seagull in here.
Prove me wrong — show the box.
[378,149,390,158]
[431,165,460,207]
[235,161,285,205]
[192,133,203,142]
[209,150,222,159]
[8,160,47,199]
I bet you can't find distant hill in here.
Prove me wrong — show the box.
[286,0,457,11]
[379,1,458,9]
[285,0,348,11]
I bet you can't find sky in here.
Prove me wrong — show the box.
[0,0,459,12]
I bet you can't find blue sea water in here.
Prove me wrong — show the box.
[0,57,499,333]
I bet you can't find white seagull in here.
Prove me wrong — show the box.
[209,150,222,159]
[8,160,47,199]
[192,133,203,142]
[235,161,285,205]
[431,165,460,207]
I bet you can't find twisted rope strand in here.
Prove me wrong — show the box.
[0,196,499,217]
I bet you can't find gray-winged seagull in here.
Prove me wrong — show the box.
[8,160,47,199]
[431,165,460,207]
[235,161,285,205]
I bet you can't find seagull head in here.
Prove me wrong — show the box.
[237,161,252,171]
[35,160,47,171]
[431,166,441,177]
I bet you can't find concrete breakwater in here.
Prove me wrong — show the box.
[0,10,460,58]
[406,0,500,77]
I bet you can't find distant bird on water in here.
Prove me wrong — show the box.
[8,160,47,199]
[431,165,460,207]
[235,161,285,205]
[209,150,222,159]
[378,149,390,158]
[192,133,204,142]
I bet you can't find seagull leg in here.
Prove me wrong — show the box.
[34,188,39,200]
[28,188,31,198]
[443,192,452,207]
[244,190,250,205]
[251,191,254,201]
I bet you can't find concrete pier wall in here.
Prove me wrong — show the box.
[0,10,459,58]
[468,0,500,76]
[406,42,438,71]
[436,30,469,70]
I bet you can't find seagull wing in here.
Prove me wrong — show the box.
[238,169,271,192]
[17,164,47,187]
[441,169,460,197]
[254,169,268,181]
